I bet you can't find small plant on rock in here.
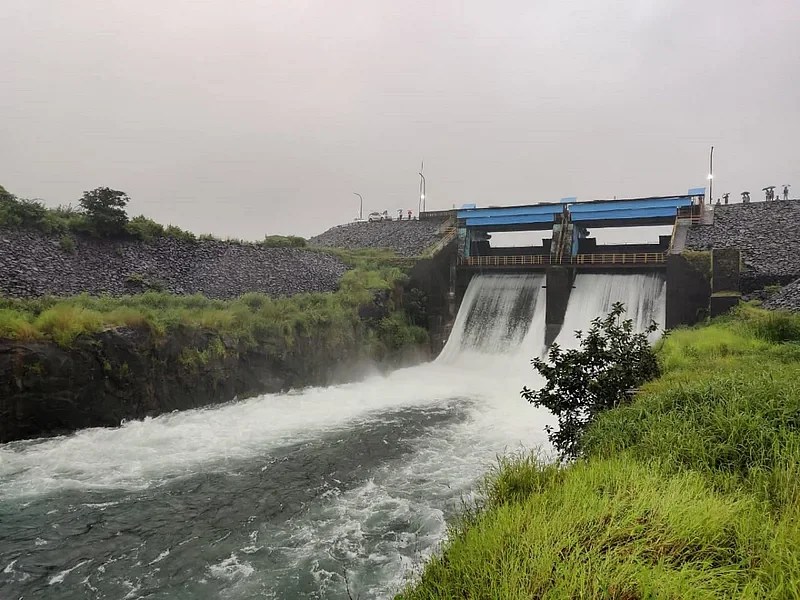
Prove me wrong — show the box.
[521,302,660,459]
[59,235,76,254]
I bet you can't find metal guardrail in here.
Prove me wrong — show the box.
[457,252,667,268]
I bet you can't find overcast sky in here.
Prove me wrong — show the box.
[2,0,798,239]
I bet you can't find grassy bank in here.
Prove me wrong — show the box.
[399,306,800,599]
[0,253,427,355]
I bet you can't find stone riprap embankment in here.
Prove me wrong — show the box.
[686,200,800,291]
[310,219,447,257]
[0,228,349,299]
[763,278,800,312]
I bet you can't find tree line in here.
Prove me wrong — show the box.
[0,185,305,247]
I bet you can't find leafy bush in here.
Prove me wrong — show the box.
[164,224,197,242]
[79,187,129,237]
[376,312,429,351]
[1,195,48,229]
[59,235,76,254]
[521,302,660,459]
[261,235,307,248]
[126,215,165,241]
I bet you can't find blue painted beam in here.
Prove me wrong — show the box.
[465,214,557,227]
[457,204,565,220]
[571,207,682,222]
[569,196,692,214]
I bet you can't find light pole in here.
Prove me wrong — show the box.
[418,162,426,216]
[353,192,363,220]
[708,146,714,205]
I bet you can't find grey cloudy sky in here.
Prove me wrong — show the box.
[3,0,798,239]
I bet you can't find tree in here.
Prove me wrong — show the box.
[521,302,660,459]
[79,187,129,236]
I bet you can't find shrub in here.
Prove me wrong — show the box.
[126,215,165,241]
[521,302,660,459]
[0,195,48,229]
[79,187,130,237]
[261,235,307,248]
[164,224,197,242]
[59,235,76,254]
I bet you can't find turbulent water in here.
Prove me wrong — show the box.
[0,273,665,599]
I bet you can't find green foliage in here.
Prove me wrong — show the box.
[59,234,76,254]
[0,261,426,357]
[179,337,227,371]
[164,224,197,242]
[521,302,660,458]
[399,457,784,600]
[0,195,46,227]
[0,194,90,235]
[376,312,428,351]
[79,187,129,237]
[261,235,307,248]
[584,307,800,497]
[126,215,165,241]
[405,287,428,327]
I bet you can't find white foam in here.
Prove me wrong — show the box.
[208,553,255,581]
[48,559,92,585]
[147,549,170,566]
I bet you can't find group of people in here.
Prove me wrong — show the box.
[715,184,791,205]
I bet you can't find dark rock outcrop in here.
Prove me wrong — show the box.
[0,324,428,443]
[0,229,349,299]
[310,219,447,257]
[686,201,800,292]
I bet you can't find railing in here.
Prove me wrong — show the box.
[457,252,667,268]
[420,223,458,258]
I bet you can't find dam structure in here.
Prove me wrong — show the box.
[440,188,719,344]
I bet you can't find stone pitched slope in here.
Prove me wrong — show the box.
[763,278,800,312]
[0,228,349,299]
[686,200,800,291]
[310,219,447,257]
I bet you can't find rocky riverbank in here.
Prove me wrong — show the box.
[0,228,349,299]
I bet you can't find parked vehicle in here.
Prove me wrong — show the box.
[367,210,391,222]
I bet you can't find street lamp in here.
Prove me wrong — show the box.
[708,146,714,205]
[418,162,426,216]
[353,192,363,220]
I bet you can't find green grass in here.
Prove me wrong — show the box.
[0,258,428,353]
[399,306,800,599]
